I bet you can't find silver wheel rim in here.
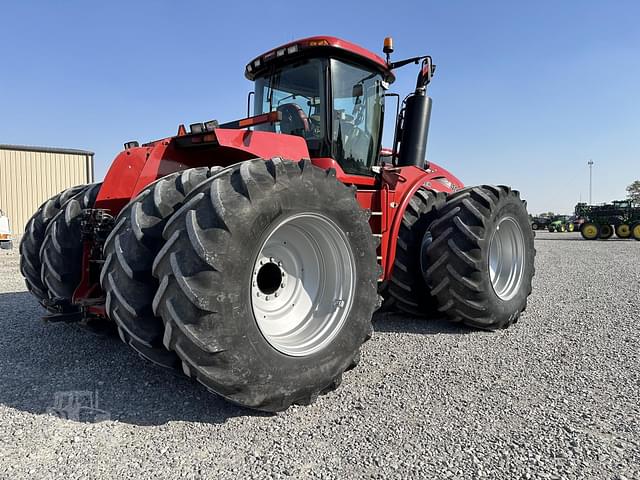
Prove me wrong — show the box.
[488,216,525,301]
[251,213,356,357]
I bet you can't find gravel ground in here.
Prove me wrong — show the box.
[0,231,638,479]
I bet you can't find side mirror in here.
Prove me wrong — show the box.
[352,84,363,99]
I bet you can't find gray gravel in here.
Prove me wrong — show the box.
[0,232,639,479]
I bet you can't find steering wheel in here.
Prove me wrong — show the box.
[277,103,310,136]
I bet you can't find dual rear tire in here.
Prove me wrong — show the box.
[101,167,222,371]
[423,186,535,329]
[20,185,87,310]
[386,185,535,330]
[151,158,378,411]
[20,184,101,313]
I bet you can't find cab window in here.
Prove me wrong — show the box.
[331,59,384,175]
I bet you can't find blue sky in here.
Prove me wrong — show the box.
[1,0,638,214]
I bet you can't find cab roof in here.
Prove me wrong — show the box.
[245,36,395,83]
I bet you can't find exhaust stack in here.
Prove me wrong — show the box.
[396,88,432,168]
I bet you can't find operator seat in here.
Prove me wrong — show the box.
[277,103,309,137]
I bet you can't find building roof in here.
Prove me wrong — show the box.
[0,144,94,156]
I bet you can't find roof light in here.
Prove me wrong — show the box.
[124,141,139,150]
[286,45,298,54]
[204,120,219,131]
[383,37,394,64]
[253,58,261,68]
[276,48,286,57]
[383,37,394,54]
[246,63,253,73]
[189,123,204,134]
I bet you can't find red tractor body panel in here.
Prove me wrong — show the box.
[94,130,310,216]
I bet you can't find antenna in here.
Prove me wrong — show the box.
[588,159,594,204]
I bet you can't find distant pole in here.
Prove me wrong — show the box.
[588,159,594,204]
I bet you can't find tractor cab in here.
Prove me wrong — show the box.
[246,37,395,176]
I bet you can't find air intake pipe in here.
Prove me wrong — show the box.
[396,87,432,168]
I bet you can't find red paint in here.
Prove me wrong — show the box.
[311,158,377,187]
[72,240,103,305]
[379,165,463,279]
[94,147,149,213]
[215,129,309,162]
[95,130,310,217]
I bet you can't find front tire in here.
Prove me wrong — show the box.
[632,222,640,241]
[152,159,378,411]
[101,167,222,371]
[423,185,535,330]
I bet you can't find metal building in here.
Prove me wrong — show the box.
[0,144,94,234]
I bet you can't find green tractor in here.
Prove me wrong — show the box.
[547,215,575,233]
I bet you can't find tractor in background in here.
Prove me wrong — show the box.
[531,215,551,231]
[576,200,640,240]
[547,215,581,233]
[20,36,535,411]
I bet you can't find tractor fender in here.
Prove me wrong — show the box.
[95,130,310,217]
[382,163,463,279]
[94,146,150,214]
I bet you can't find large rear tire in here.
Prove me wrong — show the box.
[632,222,640,241]
[101,167,222,371]
[387,188,445,316]
[152,158,378,411]
[40,183,102,309]
[424,185,535,330]
[20,185,86,310]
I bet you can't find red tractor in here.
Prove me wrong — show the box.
[20,36,535,411]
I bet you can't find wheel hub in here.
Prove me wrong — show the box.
[488,216,526,301]
[251,213,356,357]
